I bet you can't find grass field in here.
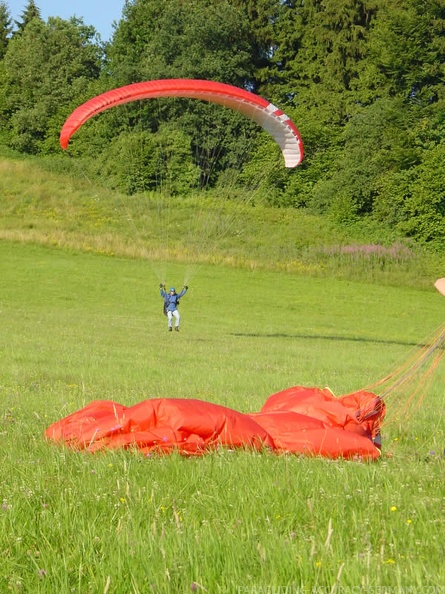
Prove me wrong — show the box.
[1,237,445,593]
[1,155,445,593]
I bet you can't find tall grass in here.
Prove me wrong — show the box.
[1,237,444,592]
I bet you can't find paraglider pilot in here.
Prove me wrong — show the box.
[160,284,188,331]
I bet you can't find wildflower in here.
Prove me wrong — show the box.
[406,519,412,525]
[390,506,397,512]
[190,582,207,592]
[315,561,322,568]
[385,559,396,565]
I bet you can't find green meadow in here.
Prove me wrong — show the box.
[1,156,445,593]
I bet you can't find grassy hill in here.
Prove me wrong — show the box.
[1,155,444,290]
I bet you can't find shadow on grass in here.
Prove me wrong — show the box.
[230,332,420,348]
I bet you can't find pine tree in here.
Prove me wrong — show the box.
[0,2,13,59]
[14,0,42,35]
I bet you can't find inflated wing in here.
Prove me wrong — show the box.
[59,79,304,168]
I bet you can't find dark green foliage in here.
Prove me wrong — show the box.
[272,0,378,123]
[0,16,103,154]
[310,98,422,220]
[227,0,287,89]
[374,144,445,249]
[92,125,201,195]
[361,0,445,104]
[109,0,254,85]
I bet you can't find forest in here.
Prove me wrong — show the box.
[1,0,445,250]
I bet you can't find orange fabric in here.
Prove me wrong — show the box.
[45,386,385,460]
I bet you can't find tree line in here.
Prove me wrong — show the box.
[1,0,445,249]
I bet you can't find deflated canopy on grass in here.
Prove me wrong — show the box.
[45,385,384,460]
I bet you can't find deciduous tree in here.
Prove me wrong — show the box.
[0,16,103,153]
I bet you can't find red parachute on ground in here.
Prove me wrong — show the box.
[59,79,304,168]
[45,386,384,460]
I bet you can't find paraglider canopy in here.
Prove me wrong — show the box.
[434,278,445,296]
[59,79,304,168]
